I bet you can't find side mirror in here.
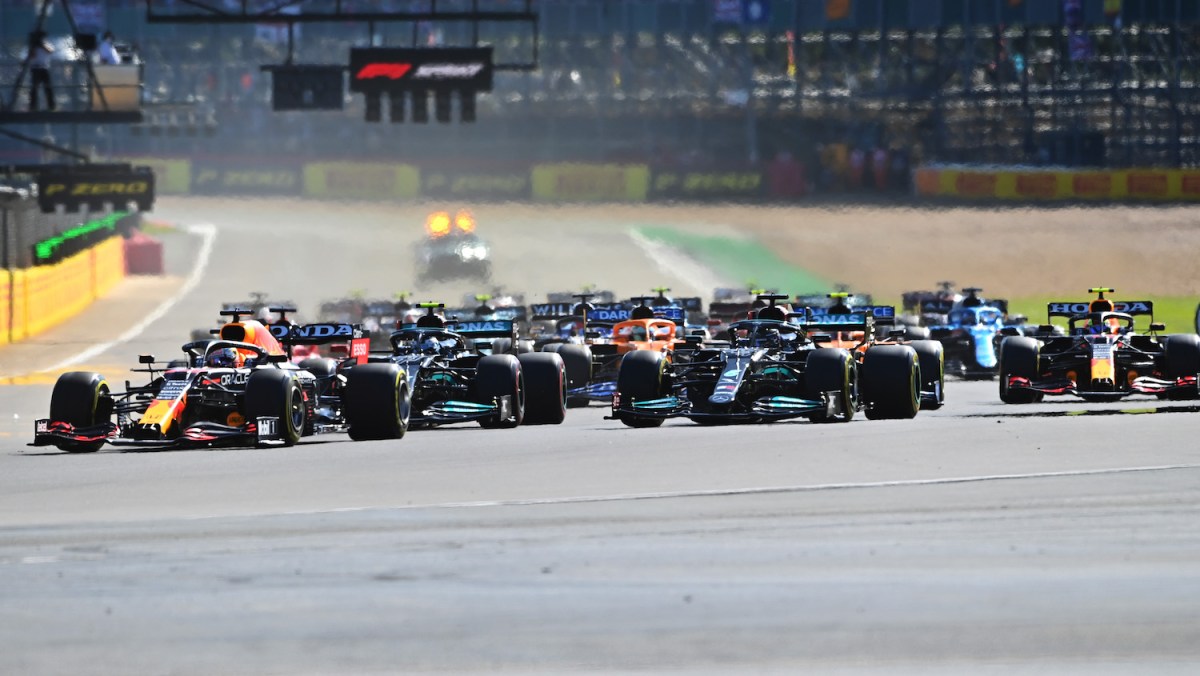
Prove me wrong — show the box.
[810,333,832,343]
[1038,324,1055,334]
[138,354,155,364]
[876,317,895,326]
[1150,322,1166,332]
[684,335,703,345]
[999,327,1021,337]
[888,329,907,339]
[266,353,289,363]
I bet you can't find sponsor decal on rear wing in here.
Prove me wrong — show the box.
[531,302,632,321]
[1046,301,1154,318]
[653,307,686,322]
[271,323,367,345]
[449,319,516,338]
[790,311,870,331]
[919,299,956,315]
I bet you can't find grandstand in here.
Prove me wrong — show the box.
[3,1,1200,171]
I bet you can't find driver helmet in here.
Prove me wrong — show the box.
[208,347,242,368]
[439,337,459,351]
[752,327,782,347]
[421,336,441,353]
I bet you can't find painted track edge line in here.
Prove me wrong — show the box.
[216,462,1200,520]
[39,223,218,373]
[627,228,730,296]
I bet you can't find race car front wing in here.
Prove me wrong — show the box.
[1006,374,1199,400]
[607,391,842,423]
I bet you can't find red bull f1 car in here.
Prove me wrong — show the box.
[32,310,411,451]
[1000,288,1200,403]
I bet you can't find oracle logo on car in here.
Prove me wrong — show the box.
[355,63,413,81]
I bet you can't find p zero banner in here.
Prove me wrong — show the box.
[650,170,764,201]
[114,156,190,194]
[303,162,420,200]
[421,169,531,200]
[914,167,1200,201]
[192,164,302,196]
[531,163,649,202]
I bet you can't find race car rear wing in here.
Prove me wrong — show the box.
[1046,301,1154,319]
[448,319,517,339]
[918,298,955,315]
[788,310,873,332]
[530,302,632,321]
[270,322,370,363]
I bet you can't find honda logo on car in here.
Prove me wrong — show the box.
[294,324,356,339]
[1049,302,1152,314]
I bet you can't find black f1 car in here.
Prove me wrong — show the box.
[370,303,567,428]
[33,310,411,451]
[999,289,1200,403]
[608,296,925,426]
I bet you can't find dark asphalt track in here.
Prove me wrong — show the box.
[1,198,1198,674]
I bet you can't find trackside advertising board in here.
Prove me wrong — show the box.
[915,166,1200,201]
[192,164,302,196]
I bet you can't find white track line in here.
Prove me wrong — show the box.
[41,223,217,372]
[628,228,730,296]
[192,462,1200,521]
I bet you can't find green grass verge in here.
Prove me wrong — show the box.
[636,226,830,295]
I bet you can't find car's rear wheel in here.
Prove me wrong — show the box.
[49,371,112,452]
[343,363,410,441]
[556,344,593,408]
[910,339,945,410]
[1162,334,1200,400]
[803,348,856,423]
[862,345,920,420]
[616,350,666,428]
[245,370,305,445]
[518,353,567,424]
[476,355,524,428]
[999,336,1043,404]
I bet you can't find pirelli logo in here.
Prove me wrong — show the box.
[43,181,151,196]
[36,166,156,213]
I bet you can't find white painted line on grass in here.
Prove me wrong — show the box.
[41,223,217,372]
[628,228,730,297]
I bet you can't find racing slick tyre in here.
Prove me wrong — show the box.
[517,339,535,354]
[910,339,945,410]
[615,350,666,428]
[298,357,339,433]
[49,371,112,453]
[343,364,410,441]
[490,338,513,356]
[518,353,567,425]
[245,370,306,446]
[861,345,920,420]
[998,336,1043,404]
[904,325,932,341]
[1162,334,1200,400]
[803,348,857,423]
[556,344,594,408]
[476,355,525,429]
[542,343,562,354]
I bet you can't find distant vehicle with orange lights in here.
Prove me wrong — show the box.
[33,309,411,451]
[999,288,1200,403]
[417,209,491,283]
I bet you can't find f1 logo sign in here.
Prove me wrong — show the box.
[355,63,412,80]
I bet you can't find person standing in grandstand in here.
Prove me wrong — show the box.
[27,31,55,111]
[97,31,121,65]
